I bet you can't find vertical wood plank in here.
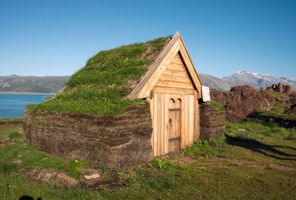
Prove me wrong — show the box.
[181,95,187,148]
[188,95,194,145]
[160,93,164,155]
[194,91,200,141]
[185,95,190,147]
[153,94,158,156]
[164,93,168,154]
[149,97,154,156]
[158,93,162,156]
[195,99,200,140]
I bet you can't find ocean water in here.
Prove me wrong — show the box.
[0,94,53,119]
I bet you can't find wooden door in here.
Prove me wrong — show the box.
[168,98,181,153]
[150,92,196,156]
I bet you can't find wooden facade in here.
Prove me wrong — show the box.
[129,32,202,156]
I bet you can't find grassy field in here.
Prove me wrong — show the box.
[0,119,296,200]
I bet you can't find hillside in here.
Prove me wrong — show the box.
[0,75,69,93]
[1,71,295,94]
[199,73,233,91]
[1,70,295,93]
[223,70,296,90]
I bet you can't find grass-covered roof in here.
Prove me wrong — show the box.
[29,36,171,116]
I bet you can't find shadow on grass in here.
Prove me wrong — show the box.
[225,134,296,161]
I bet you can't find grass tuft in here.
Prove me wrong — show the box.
[148,158,181,170]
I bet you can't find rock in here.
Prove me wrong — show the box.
[290,92,296,105]
[285,85,293,94]
[56,172,79,186]
[83,169,101,180]
[84,174,101,180]
[266,82,294,94]
[211,85,274,121]
[210,89,227,106]
[285,104,296,115]
[81,169,102,188]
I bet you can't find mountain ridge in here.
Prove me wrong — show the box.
[201,70,296,91]
[0,75,69,93]
[1,70,295,93]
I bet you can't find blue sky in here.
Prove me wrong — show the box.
[0,0,295,78]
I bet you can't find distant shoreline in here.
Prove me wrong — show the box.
[0,92,56,95]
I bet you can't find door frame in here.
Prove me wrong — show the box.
[150,91,196,156]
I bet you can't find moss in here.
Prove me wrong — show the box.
[28,36,171,116]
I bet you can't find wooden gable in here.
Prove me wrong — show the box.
[155,53,194,90]
[129,32,202,100]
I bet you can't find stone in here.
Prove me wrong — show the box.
[56,172,79,186]
[210,89,227,106]
[266,82,294,94]
[84,174,101,180]
[290,92,296,105]
[83,169,101,180]
[285,104,296,115]
[211,85,274,121]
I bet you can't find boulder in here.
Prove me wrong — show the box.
[285,104,296,115]
[266,82,293,94]
[211,85,274,121]
[210,89,227,106]
[290,92,296,105]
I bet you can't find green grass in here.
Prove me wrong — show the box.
[28,36,170,116]
[220,119,296,167]
[0,125,22,140]
[182,119,296,164]
[1,120,296,200]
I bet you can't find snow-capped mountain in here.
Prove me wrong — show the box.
[223,70,296,90]
[199,70,296,91]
